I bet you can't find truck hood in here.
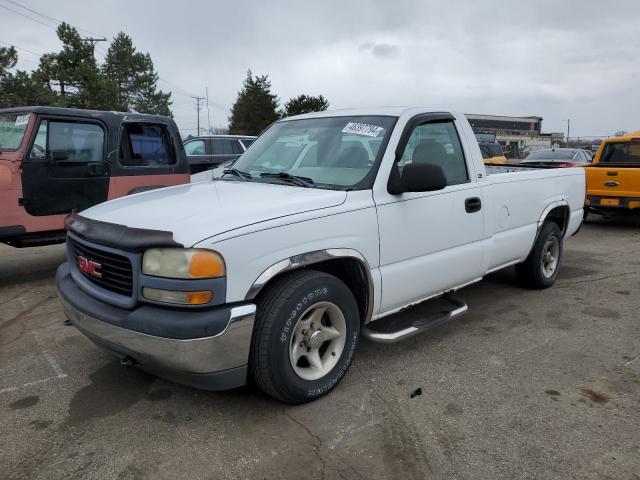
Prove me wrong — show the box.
[80,180,347,246]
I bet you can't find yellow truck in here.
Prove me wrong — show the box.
[585,131,640,215]
[478,142,508,164]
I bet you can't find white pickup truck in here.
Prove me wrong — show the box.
[56,107,585,403]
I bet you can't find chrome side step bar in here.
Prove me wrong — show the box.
[361,295,468,344]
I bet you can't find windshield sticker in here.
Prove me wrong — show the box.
[341,122,384,137]
[15,114,29,126]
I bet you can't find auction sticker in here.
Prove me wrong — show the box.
[341,122,383,137]
[15,114,30,126]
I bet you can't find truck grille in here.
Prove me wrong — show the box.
[72,240,134,296]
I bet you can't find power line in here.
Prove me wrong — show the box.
[2,0,104,37]
[157,78,229,114]
[0,2,58,29]
[0,39,42,57]
[158,77,198,99]
[1,0,230,116]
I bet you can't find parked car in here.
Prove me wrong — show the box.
[478,142,508,164]
[0,107,190,248]
[521,148,592,167]
[183,135,256,174]
[584,130,640,215]
[56,107,585,403]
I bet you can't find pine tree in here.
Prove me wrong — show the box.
[0,46,17,77]
[0,46,53,107]
[0,25,171,114]
[37,23,105,108]
[283,94,329,117]
[102,32,171,115]
[228,70,279,135]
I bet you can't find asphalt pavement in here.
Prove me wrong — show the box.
[1,217,639,479]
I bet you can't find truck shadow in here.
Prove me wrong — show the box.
[0,244,66,288]
[586,213,640,229]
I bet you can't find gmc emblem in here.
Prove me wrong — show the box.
[77,255,102,279]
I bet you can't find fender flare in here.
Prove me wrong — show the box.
[244,248,375,324]
[538,198,570,233]
[518,199,571,261]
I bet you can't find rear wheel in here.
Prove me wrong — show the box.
[250,270,360,404]
[516,221,563,289]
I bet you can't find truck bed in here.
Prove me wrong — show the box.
[485,163,555,174]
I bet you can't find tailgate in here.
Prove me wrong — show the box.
[586,165,640,198]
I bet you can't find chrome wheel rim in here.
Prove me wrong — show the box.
[541,237,560,278]
[289,301,346,381]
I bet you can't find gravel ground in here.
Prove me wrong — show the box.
[1,216,639,480]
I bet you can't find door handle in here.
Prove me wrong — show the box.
[465,197,482,213]
[604,181,619,187]
[87,162,106,176]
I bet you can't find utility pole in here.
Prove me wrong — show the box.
[80,37,107,46]
[192,96,205,135]
[205,85,211,136]
[564,118,570,146]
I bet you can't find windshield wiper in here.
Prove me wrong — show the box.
[222,168,252,180]
[259,172,315,188]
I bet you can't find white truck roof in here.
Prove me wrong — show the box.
[284,106,454,121]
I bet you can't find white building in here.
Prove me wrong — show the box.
[466,114,564,158]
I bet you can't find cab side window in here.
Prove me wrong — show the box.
[241,138,255,149]
[29,120,104,162]
[184,139,206,155]
[120,123,176,167]
[398,121,469,185]
[212,138,243,155]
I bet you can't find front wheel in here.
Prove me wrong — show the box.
[516,221,563,289]
[250,270,360,404]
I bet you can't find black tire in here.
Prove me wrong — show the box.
[583,207,589,222]
[249,270,360,404]
[516,221,563,289]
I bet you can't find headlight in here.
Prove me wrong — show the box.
[142,249,225,279]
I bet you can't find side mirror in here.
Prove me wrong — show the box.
[389,162,447,194]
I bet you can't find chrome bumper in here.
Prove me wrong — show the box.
[60,295,256,375]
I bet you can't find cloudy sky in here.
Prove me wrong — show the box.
[1,0,638,137]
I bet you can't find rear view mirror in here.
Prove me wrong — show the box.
[394,163,447,194]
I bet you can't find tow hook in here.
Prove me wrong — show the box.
[120,356,135,367]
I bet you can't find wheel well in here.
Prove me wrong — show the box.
[253,258,371,324]
[544,205,569,235]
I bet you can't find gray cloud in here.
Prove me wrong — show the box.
[359,42,400,58]
[1,0,639,137]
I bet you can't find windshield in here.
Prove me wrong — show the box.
[600,142,640,164]
[230,116,396,189]
[525,149,576,161]
[0,113,30,151]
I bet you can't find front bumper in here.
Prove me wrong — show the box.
[56,263,256,390]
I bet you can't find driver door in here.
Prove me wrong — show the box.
[374,117,485,313]
[21,117,109,216]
